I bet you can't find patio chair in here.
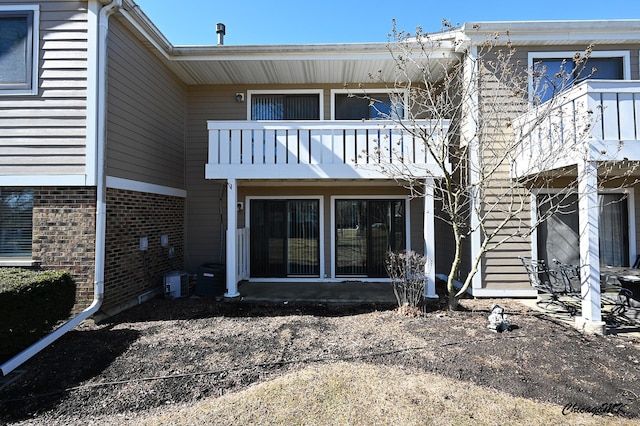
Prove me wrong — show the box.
[553,259,633,319]
[518,256,576,314]
[552,259,580,294]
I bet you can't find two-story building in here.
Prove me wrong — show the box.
[2,0,640,374]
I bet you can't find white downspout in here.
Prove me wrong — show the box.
[0,0,121,377]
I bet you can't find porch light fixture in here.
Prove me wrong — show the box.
[235,92,244,102]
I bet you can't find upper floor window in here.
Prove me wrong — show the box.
[249,91,321,120]
[332,90,406,120]
[0,189,33,258]
[0,6,39,96]
[529,51,629,104]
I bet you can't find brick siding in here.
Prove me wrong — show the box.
[32,187,97,312]
[103,188,185,313]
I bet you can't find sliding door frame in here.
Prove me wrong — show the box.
[246,195,325,280]
[330,195,411,280]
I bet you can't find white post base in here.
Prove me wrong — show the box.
[574,316,606,335]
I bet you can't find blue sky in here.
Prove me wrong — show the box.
[134,0,640,46]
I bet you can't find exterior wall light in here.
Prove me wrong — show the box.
[235,93,244,102]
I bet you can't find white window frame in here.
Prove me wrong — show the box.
[330,195,411,280]
[0,5,39,96]
[330,88,409,120]
[527,50,631,102]
[530,188,635,265]
[246,89,324,120]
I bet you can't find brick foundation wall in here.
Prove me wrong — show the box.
[32,187,97,312]
[103,188,185,314]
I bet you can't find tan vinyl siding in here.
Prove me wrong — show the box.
[105,18,186,189]
[476,47,532,291]
[0,0,88,176]
[478,41,640,291]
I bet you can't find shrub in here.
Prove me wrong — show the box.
[0,268,76,361]
[385,250,432,316]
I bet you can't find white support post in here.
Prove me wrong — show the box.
[576,160,604,334]
[225,179,240,298]
[423,179,438,300]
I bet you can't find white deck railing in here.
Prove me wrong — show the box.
[206,120,449,180]
[512,80,640,178]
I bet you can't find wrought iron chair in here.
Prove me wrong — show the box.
[553,258,632,318]
[518,256,576,314]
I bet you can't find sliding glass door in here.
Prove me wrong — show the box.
[537,192,629,267]
[335,199,405,277]
[250,199,320,277]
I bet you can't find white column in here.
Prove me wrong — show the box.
[423,179,438,299]
[225,179,240,298]
[576,160,604,334]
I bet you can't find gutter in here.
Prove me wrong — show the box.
[0,0,121,377]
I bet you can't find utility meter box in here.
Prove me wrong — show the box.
[164,271,189,298]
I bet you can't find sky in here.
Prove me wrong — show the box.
[134,0,640,46]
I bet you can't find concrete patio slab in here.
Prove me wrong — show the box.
[235,281,397,304]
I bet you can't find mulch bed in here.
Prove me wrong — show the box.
[1,296,639,424]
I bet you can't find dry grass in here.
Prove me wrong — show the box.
[139,362,633,426]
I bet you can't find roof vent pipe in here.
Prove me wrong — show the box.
[216,23,226,45]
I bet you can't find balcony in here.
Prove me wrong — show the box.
[205,120,449,180]
[512,80,640,178]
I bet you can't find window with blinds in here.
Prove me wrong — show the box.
[250,199,320,277]
[251,94,320,120]
[0,189,33,257]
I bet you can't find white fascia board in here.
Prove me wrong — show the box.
[462,20,640,45]
[169,42,458,62]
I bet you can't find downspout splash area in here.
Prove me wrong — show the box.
[0,0,122,377]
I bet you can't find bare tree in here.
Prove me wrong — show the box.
[358,21,638,310]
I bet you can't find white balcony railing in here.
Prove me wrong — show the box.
[512,80,640,178]
[205,120,449,180]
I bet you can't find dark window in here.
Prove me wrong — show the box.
[335,199,406,277]
[537,192,629,267]
[251,94,320,120]
[0,189,33,257]
[334,93,403,120]
[250,199,320,277]
[532,56,624,104]
[0,10,35,93]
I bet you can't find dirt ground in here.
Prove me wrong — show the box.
[1,295,640,424]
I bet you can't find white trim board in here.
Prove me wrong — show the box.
[106,176,187,198]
